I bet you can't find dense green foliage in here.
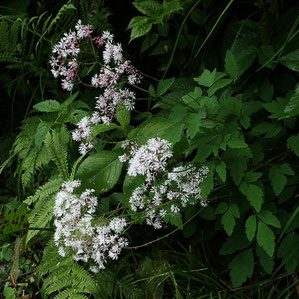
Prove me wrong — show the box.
[0,0,299,298]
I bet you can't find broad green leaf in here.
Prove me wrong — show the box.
[157,77,175,96]
[239,182,263,212]
[225,50,238,79]
[128,117,174,144]
[257,221,275,257]
[92,123,120,137]
[216,161,226,182]
[287,134,299,156]
[277,232,299,273]
[35,121,51,147]
[133,1,162,17]
[228,249,254,287]
[116,105,130,128]
[76,151,122,194]
[128,16,152,41]
[207,78,232,97]
[141,33,159,52]
[279,49,299,72]
[221,209,235,236]
[215,202,228,214]
[33,100,61,112]
[245,215,256,241]
[258,210,280,228]
[256,245,274,274]
[194,69,217,87]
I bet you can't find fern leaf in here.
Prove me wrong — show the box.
[24,178,61,206]
[0,20,9,52]
[44,127,69,179]
[26,197,55,244]
[9,19,20,49]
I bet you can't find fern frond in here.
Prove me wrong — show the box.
[0,20,9,52]
[26,196,55,244]
[24,178,61,206]
[9,19,20,49]
[37,241,99,298]
[44,127,69,179]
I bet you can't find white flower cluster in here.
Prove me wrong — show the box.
[53,180,128,271]
[49,20,93,91]
[119,138,209,229]
[119,138,173,184]
[50,21,142,155]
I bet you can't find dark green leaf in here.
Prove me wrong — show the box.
[245,215,256,241]
[228,249,254,287]
[257,221,275,257]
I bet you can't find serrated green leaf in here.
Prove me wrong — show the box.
[287,134,299,157]
[216,161,226,182]
[228,249,254,287]
[239,182,263,212]
[34,100,61,112]
[128,16,152,41]
[269,165,287,196]
[257,221,275,257]
[277,232,299,273]
[230,204,240,218]
[244,171,263,183]
[245,215,256,241]
[207,78,232,97]
[157,77,175,96]
[258,210,280,228]
[279,163,294,176]
[279,49,299,72]
[257,45,274,68]
[256,245,274,274]
[185,111,205,139]
[215,202,228,215]
[225,50,239,79]
[194,69,217,87]
[221,209,235,236]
